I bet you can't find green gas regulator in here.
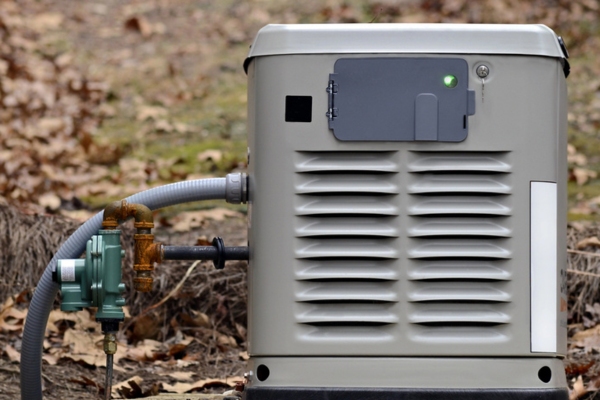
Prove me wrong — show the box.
[53,229,125,400]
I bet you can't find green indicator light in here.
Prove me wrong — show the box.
[443,75,458,88]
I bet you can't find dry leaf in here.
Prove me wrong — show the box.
[112,375,143,396]
[168,343,188,357]
[181,311,211,328]
[4,344,21,362]
[197,149,223,163]
[0,299,27,332]
[570,376,587,400]
[59,328,127,367]
[60,209,96,222]
[236,322,247,340]
[46,309,96,333]
[573,167,597,185]
[125,339,163,362]
[173,358,199,368]
[170,208,242,232]
[161,381,198,394]
[568,144,588,166]
[69,375,100,390]
[161,376,241,394]
[217,334,237,349]
[577,237,600,249]
[158,371,196,381]
[124,16,153,37]
[196,235,212,246]
[154,119,173,132]
[130,314,161,342]
[136,105,168,121]
[572,325,600,352]
[239,350,249,361]
[42,354,58,365]
[38,192,61,211]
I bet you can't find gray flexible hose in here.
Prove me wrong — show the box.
[21,178,229,400]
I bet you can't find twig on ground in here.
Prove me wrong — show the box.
[568,269,600,279]
[568,249,600,257]
[139,260,202,316]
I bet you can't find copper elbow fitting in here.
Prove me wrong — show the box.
[102,200,155,230]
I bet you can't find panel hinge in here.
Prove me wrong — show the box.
[326,74,338,127]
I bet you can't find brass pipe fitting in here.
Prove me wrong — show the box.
[103,332,117,355]
[133,235,162,292]
[101,200,162,292]
[102,200,155,230]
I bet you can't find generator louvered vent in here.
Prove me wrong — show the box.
[294,151,400,337]
[407,151,512,341]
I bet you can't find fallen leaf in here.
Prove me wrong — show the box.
[60,209,96,222]
[154,119,173,132]
[587,375,600,391]
[4,344,21,362]
[568,144,588,166]
[181,311,211,328]
[125,339,163,362]
[236,322,247,340]
[31,13,64,32]
[69,375,100,390]
[239,350,249,361]
[196,236,212,246]
[112,375,143,396]
[170,208,242,232]
[570,376,587,400]
[124,16,153,37]
[168,343,188,357]
[38,192,61,211]
[130,314,161,342]
[59,328,127,367]
[42,354,58,365]
[577,237,600,249]
[136,105,168,121]
[46,309,96,333]
[161,376,241,394]
[173,358,199,367]
[158,371,195,381]
[217,334,237,349]
[0,299,27,332]
[197,149,223,163]
[573,167,597,185]
[572,325,600,352]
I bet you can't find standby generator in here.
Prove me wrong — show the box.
[242,24,569,399]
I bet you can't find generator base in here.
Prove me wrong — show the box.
[243,387,568,400]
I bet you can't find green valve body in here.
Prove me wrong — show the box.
[56,230,126,321]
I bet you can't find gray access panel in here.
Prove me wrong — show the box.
[328,58,476,142]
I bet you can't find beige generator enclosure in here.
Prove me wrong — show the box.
[243,24,569,400]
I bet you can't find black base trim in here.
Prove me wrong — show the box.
[244,387,568,400]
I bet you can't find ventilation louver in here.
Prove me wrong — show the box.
[407,151,513,342]
[294,151,400,339]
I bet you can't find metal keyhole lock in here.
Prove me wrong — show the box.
[476,65,490,102]
[476,65,490,78]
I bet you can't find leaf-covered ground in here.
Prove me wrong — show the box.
[1,0,600,399]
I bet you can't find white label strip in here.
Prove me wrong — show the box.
[530,181,557,353]
[60,259,76,282]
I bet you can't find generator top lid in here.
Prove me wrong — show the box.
[244,24,567,71]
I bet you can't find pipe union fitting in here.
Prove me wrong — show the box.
[225,173,247,204]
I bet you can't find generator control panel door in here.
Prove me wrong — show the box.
[327,58,476,142]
